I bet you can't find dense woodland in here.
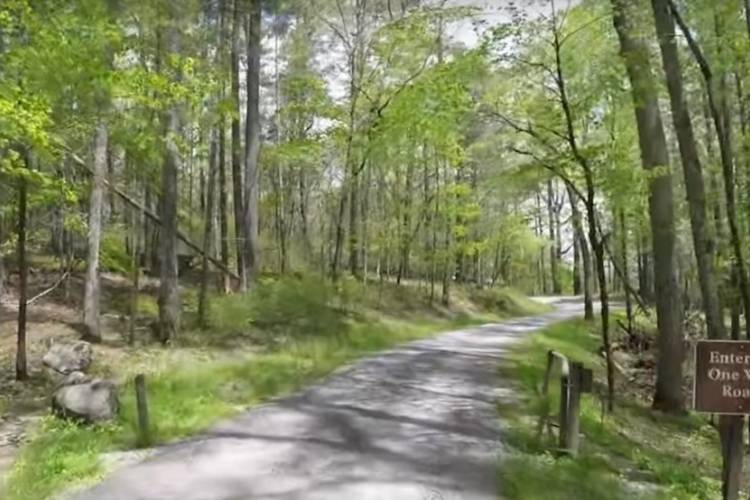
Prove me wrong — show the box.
[4,0,750,496]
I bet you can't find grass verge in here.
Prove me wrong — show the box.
[5,279,545,500]
[498,319,722,500]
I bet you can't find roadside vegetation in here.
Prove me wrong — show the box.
[498,317,723,500]
[4,276,546,500]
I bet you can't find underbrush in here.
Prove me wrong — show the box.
[499,319,722,500]
[6,276,543,499]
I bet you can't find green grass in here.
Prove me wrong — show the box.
[499,319,722,500]
[5,278,541,500]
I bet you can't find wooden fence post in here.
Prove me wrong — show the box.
[558,363,570,451]
[566,361,583,456]
[135,374,150,447]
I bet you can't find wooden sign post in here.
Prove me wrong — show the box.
[693,340,750,500]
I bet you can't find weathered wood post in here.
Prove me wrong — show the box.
[558,362,570,451]
[135,374,150,447]
[565,362,583,455]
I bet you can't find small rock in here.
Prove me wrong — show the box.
[52,379,118,423]
[43,341,92,375]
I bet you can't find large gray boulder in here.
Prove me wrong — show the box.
[57,371,92,388]
[52,379,119,423]
[43,341,92,375]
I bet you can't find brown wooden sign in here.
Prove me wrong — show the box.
[694,340,750,414]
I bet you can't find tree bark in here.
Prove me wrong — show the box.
[242,0,261,287]
[15,154,28,381]
[547,180,560,294]
[670,1,750,339]
[198,129,218,328]
[83,123,108,343]
[567,184,593,318]
[157,11,182,343]
[650,0,725,343]
[231,0,245,286]
[612,0,684,414]
[0,217,6,301]
[158,104,181,343]
[620,210,634,335]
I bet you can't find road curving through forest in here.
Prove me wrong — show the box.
[74,298,585,500]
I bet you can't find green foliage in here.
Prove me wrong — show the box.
[208,275,348,339]
[5,279,544,500]
[100,230,133,275]
[6,418,118,500]
[500,320,722,500]
[470,287,551,317]
[500,453,633,500]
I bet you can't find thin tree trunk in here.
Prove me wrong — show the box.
[0,217,6,301]
[198,130,218,328]
[15,154,28,381]
[566,177,593,319]
[218,0,230,294]
[83,122,108,343]
[573,231,583,295]
[129,197,140,346]
[231,0,245,286]
[620,210,634,335]
[547,180,560,294]
[298,170,312,258]
[535,190,547,294]
[549,6,614,408]
[348,170,360,277]
[397,162,414,285]
[218,121,230,293]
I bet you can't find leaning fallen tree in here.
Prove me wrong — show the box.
[67,149,240,282]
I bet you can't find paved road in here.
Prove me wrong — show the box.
[75,299,583,500]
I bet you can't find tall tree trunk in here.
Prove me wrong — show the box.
[158,103,182,343]
[638,232,654,303]
[397,162,414,285]
[573,231,581,294]
[348,171,360,277]
[157,12,182,343]
[0,217,6,301]
[83,123,108,343]
[547,180,560,294]
[612,0,684,413]
[650,0,725,340]
[535,190,547,294]
[15,154,28,381]
[198,129,218,328]
[671,2,750,339]
[218,0,230,294]
[566,178,593,320]
[551,3,613,409]
[242,0,261,287]
[218,121,230,293]
[620,210,634,335]
[231,0,245,286]
[298,169,312,258]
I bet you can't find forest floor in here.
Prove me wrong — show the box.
[498,316,730,499]
[0,260,548,500]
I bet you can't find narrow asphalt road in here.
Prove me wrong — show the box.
[75,298,583,500]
